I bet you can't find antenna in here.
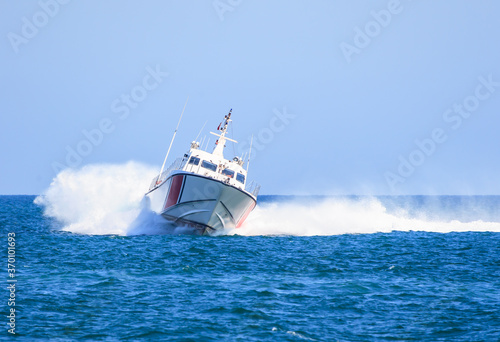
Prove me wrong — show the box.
[158,96,189,178]
[200,135,206,151]
[230,120,236,157]
[195,120,208,143]
[246,134,253,173]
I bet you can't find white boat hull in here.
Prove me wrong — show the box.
[146,171,256,235]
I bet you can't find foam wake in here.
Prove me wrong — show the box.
[35,162,158,235]
[35,163,500,236]
[231,198,500,236]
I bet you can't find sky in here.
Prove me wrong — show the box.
[1,0,500,195]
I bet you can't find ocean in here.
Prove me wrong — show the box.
[1,165,500,341]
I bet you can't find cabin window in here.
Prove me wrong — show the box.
[188,156,200,165]
[236,173,245,184]
[201,160,217,172]
[222,169,235,178]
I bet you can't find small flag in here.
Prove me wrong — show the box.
[217,122,221,130]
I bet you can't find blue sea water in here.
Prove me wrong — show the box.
[1,193,500,341]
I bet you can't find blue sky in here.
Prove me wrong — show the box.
[1,0,500,195]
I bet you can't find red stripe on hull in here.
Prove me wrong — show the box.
[164,175,184,210]
[236,202,256,228]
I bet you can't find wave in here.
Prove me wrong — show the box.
[234,197,500,236]
[35,162,157,235]
[35,163,500,236]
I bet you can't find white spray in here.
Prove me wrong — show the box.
[35,162,157,235]
[35,163,500,236]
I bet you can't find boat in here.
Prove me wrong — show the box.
[145,108,260,235]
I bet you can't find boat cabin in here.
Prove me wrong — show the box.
[149,108,257,195]
[181,141,247,190]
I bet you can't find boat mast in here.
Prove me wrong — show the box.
[158,97,189,178]
[246,134,253,173]
[210,109,237,157]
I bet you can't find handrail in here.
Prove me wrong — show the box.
[247,181,261,197]
[149,158,184,191]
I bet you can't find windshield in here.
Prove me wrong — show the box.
[188,156,200,165]
[201,160,217,172]
[222,169,235,178]
[236,173,245,184]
